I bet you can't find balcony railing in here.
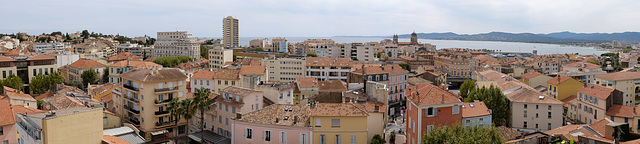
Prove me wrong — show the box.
[155,111,170,115]
[128,117,141,125]
[126,96,139,103]
[125,105,140,114]
[123,84,139,91]
[156,120,176,127]
[155,86,178,92]
[155,97,174,104]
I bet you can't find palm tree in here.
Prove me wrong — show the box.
[193,88,214,143]
[179,99,196,143]
[166,98,183,144]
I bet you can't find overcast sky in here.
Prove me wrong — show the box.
[1,0,638,38]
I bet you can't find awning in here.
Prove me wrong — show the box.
[150,130,168,135]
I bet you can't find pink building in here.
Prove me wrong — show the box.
[213,86,264,138]
[232,104,311,144]
[0,97,17,144]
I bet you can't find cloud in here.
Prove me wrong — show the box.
[1,0,639,37]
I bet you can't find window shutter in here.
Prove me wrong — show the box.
[434,108,438,116]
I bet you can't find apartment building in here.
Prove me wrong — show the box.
[256,81,295,104]
[547,75,583,101]
[32,42,70,53]
[558,62,607,84]
[213,86,263,138]
[311,103,369,144]
[232,104,312,144]
[294,78,319,105]
[461,101,492,128]
[4,86,37,108]
[305,57,352,81]
[435,54,479,78]
[262,57,306,82]
[520,71,553,90]
[223,16,239,47]
[117,42,153,58]
[271,38,287,52]
[118,68,189,143]
[74,41,116,58]
[595,70,640,106]
[67,59,106,83]
[605,104,640,133]
[105,52,143,63]
[15,107,103,144]
[577,84,623,125]
[154,31,200,59]
[190,69,215,93]
[208,46,233,70]
[249,38,268,48]
[108,60,162,84]
[405,83,463,144]
[348,65,409,102]
[0,54,56,93]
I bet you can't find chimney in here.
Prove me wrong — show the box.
[236,113,242,119]
[294,116,299,124]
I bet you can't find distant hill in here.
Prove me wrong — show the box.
[540,31,640,43]
[393,32,622,43]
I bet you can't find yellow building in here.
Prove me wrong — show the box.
[15,107,104,144]
[103,111,122,129]
[547,75,583,100]
[294,78,319,105]
[311,103,369,144]
[89,83,115,100]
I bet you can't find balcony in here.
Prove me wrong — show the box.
[123,84,139,91]
[156,120,176,128]
[127,117,141,125]
[126,96,139,103]
[155,86,179,93]
[155,111,170,116]
[125,105,140,114]
[155,98,173,105]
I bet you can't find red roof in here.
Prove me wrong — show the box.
[191,69,215,80]
[605,104,635,118]
[578,84,615,100]
[406,83,461,106]
[0,97,15,126]
[462,101,491,118]
[27,54,55,60]
[547,75,573,85]
[520,72,543,79]
[69,59,105,69]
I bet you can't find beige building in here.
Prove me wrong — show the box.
[262,57,306,82]
[154,31,200,59]
[595,70,640,106]
[249,38,268,48]
[256,81,295,104]
[577,84,623,125]
[15,107,104,144]
[208,46,233,70]
[67,59,106,83]
[558,62,607,84]
[118,68,189,143]
[108,60,162,84]
[294,77,319,105]
[0,55,57,94]
[520,71,553,90]
[4,86,37,108]
[271,38,287,52]
[305,57,353,81]
[223,16,239,47]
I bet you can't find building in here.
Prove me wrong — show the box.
[108,60,162,84]
[249,38,268,48]
[348,65,409,102]
[232,104,311,144]
[256,82,295,104]
[271,38,287,52]
[262,57,306,82]
[74,41,116,58]
[117,42,153,58]
[294,78,319,105]
[0,97,16,144]
[520,72,553,91]
[558,62,607,84]
[208,46,233,71]
[310,102,369,144]
[462,101,492,128]
[405,84,462,144]
[356,101,387,144]
[102,126,146,144]
[0,54,57,93]
[191,69,216,93]
[154,31,200,59]
[105,52,143,63]
[32,42,71,54]
[543,119,640,144]
[214,86,264,138]
[305,57,352,81]
[547,75,583,101]
[4,86,37,108]
[561,96,579,123]
[15,107,104,144]
[67,59,106,83]
[595,70,640,106]
[578,84,623,125]
[223,16,239,47]
[88,83,115,101]
[118,68,189,143]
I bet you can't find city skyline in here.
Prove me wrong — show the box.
[1,0,639,37]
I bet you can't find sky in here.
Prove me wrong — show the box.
[1,0,639,38]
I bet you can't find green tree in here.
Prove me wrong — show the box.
[255,47,264,51]
[81,69,98,87]
[459,80,476,99]
[37,100,44,109]
[102,67,109,84]
[167,98,183,144]
[398,63,410,70]
[387,51,392,57]
[179,99,196,142]
[193,88,214,143]
[67,80,84,90]
[465,85,511,126]
[153,56,196,67]
[81,30,90,39]
[200,45,208,58]
[371,134,386,144]
[29,74,47,94]
[422,124,503,144]
[4,75,23,91]
[389,132,396,144]
[306,53,318,57]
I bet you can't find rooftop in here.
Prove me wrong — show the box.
[239,65,266,75]
[191,69,215,80]
[69,59,106,69]
[578,84,615,100]
[406,83,461,106]
[311,102,368,117]
[296,77,318,88]
[318,80,347,92]
[29,107,100,120]
[306,57,352,67]
[351,65,408,75]
[461,101,491,118]
[238,104,310,127]
[213,69,240,80]
[109,60,161,69]
[605,104,636,118]
[120,68,187,82]
[547,75,574,85]
[595,71,640,81]
[221,86,261,97]
[520,71,544,79]
[0,97,15,126]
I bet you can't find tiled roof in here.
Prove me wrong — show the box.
[221,86,261,97]
[355,100,386,113]
[296,77,318,88]
[605,104,635,118]
[352,65,408,75]
[240,65,266,75]
[461,101,491,118]
[547,75,575,85]
[106,52,141,61]
[109,60,161,69]
[213,69,240,80]
[596,71,640,81]
[47,95,86,110]
[406,84,461,106]
[92,83,114,94]
[544,124,587,136]
[26,54,55,60]
[477,70,508,81]
[4,86,36,102]
[11,105,45,115]
[0,97,15,126]
[318,80,347,92]
[0,55,14,62]
[561,95,578,107]
[175,58,208,70]
[238,104,310,127]
[407,77,432,87]
[563,62,600,69]
[103,135,131,144]
[520,72,543,79]
[496,126,522,141]
[578,84,615,100]
[306,57,352,67]
[102,93,113,103]
[69,59,106,69]
[120,68,187,82]
[311,102,368,116]
[191,70,215,80]
[504,86,563,104]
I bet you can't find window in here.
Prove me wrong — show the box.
[548,123,552,130]
[548,105,552,110]
[350,134,357,144]
[219,116,222,123]
[536,105,539,109]
[179,81,183,86]
[524,121,528,128]
[320,134,326,144]
[427,125,434,133]
[0,127,3,135]
[626,118,629,123]
[264,130,272,141]
[315,119,321,127]
[232,107,236,114]
[280,132,287,143]
[103,117,108,125]
[301,133,308,144]
[335,134,341,144]
[524,110,527,117]
[245,128,253,139]
[332,119,340,127]
[426,107,436,116]
[524,104,527,109]
[548,112,552,119]
[226,118,229,125]
[452,105,459,114]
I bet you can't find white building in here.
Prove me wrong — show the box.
[208,46,233,70]
[305,57,352,81]
[32,42,71,53]
[154,31,200,59]
[55,53,80,68]
[117,42,153,58]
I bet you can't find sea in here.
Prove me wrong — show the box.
[229,37,609,55]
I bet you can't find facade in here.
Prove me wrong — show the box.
[118,68,189,143]
[15,107,103,144]
[88,83,115,101]
[213,86,264,138]
[294,78,319,105]
[108,60,162,84]
[223,16,239,47]
[232,104,312,144]
[305,57,352,81]
[558,62,607,84]
[262,57,306,82]
[208,46,233,71]
[154,31,200,58]
[310,103,369,144]
[547,75,583,101]
[105,52,143,63]
[595,70,640,106]
[405,84,463,144]
[249,38,268,48]
[461,101,492,127]
[4,86,37,108]
[256,82,295,104]
[117,42,153,58]
[0,55,57,93]
[605,104,640,133]
[32,42,70,53]
[577,84,622,125]
[348,65,409,102]
[520,71,553,90]
[67,59,106,83]
[190,69,216,93]
[271,38,287,52]
[74,41,116,58]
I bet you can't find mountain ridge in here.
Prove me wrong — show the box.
[336,31,640,43]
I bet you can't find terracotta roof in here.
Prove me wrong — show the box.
[109,60,161,69]
[406,84,461,106]
[47,95,86,110]
[92,83,114,94]
[26,54,55,60]
[547,75,574,85]
[496,126,522,141]
[175,58,208,70]
[504,86,563,104]
[317,80,347,92]
[306,57,352,67]
[544,124,587,136]
[578,84,615,100]
[588,119,612,138]
[407,77,432,87]
[191,70,215,80]
[238,104,310,127]
[0,97,15,126]
[596,71,640,81]
[0,55,14,62]
[296,77,318,88]
[352,65,408,75]
[69,59,106,69]
[355,100,386,113]
[221,86,261,97]
[563,62,600,69]
[106,52,141,61]
[520,72,543,79]
[311,102,368,116]
[4,86,36,102]
[477,70,508,81]
[240,65,266,75]
[102,135,131,144]
[605,104,635,118]
[239,58,262,66]
[102,93,113,103]
[561,95,578,107]
[213,69,240,80]
[11,105,45,115]
[120,68,187,82]
[461,101,491,118]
